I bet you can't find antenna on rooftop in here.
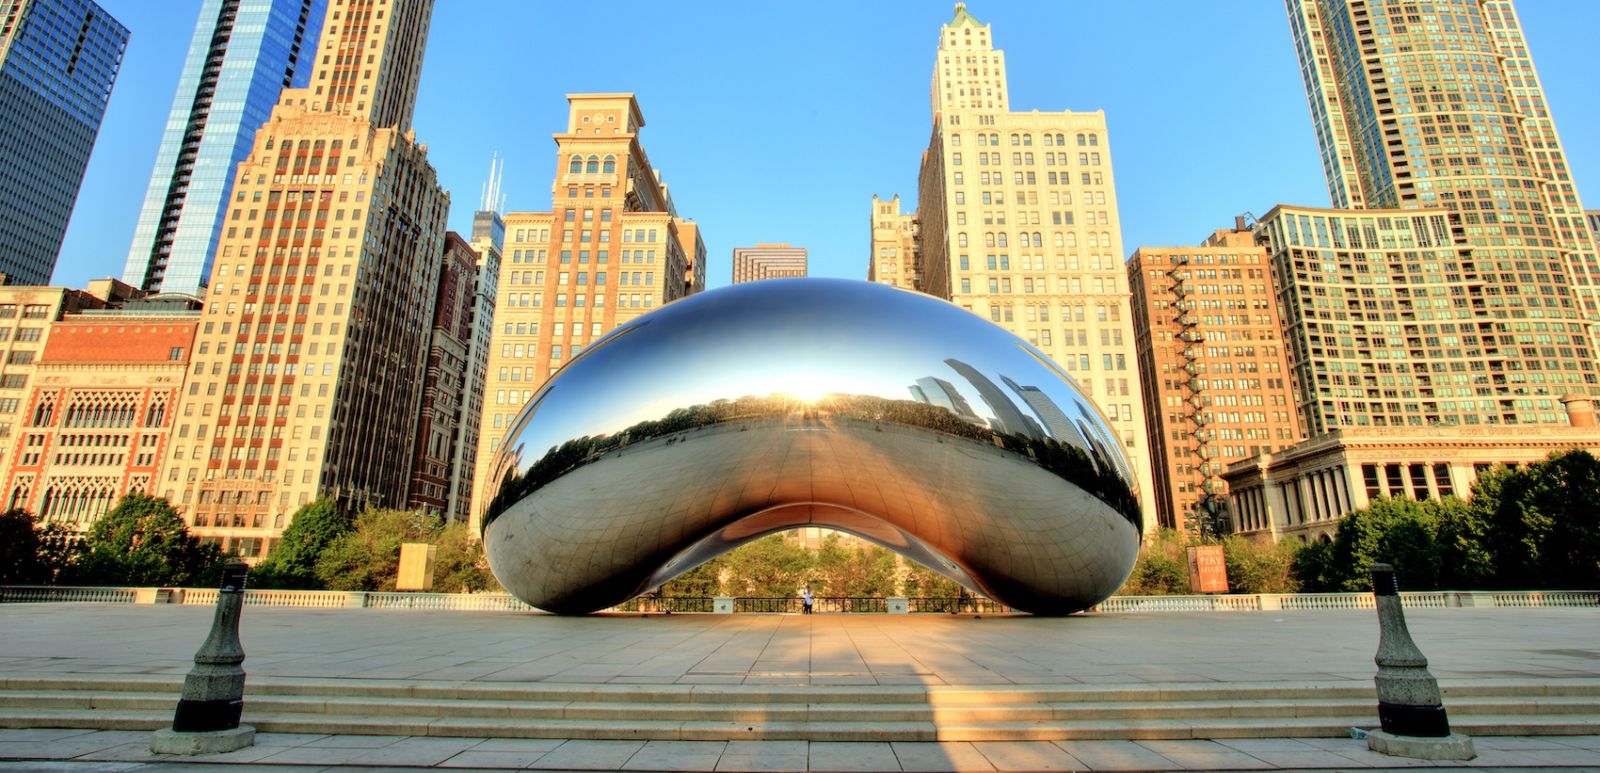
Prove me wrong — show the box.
[480,153,506,214]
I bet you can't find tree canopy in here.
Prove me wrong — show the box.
[69,493,223,587]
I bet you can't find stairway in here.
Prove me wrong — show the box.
[1,673,1597,742]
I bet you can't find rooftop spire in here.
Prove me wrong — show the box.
[479,153,506,214]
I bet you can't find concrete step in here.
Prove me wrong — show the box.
[6,672,1599,703]
[9,690,1599,723]
[1,707,1598,742]
[3,674,1598,741]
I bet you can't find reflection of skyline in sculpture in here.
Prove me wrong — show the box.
[1002,375,1086,446]
[482,279,1141,616]
[909,376,984,426]
[942,358,1043,439]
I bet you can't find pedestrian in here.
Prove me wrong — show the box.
[802,586,814,615]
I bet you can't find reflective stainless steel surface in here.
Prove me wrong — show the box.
[482,278,1141,615]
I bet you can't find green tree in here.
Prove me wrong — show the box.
[1474,450,1600,589]
[1434,496,1492,589]
[69,494,222,587]
[658,556,726,597]
[251,498,349,589]
[432,521,498,593]
[1117,528,1190,595]
[0,509,46,584]
[720,534,812,597]
[315,508,442,591]
[813,534,898,596]
[1323,497,1447,592]
[1290,538,1338,592]
[1220,535,1300,594]
[902,560,963,597]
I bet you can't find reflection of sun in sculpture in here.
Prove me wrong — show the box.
[783,373,832,403]
[482,278,1142,616]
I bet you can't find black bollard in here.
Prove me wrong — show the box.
[1364,563,1475,760]
[150,561,256,755]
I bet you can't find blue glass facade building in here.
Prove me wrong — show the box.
[121,0,323,295]
[0,0,126,286]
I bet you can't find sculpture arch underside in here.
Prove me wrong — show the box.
[482,279,1142,616]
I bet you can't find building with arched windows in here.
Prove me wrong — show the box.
[3,300,198,534]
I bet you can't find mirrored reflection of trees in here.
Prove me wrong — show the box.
[483,392,1139,532]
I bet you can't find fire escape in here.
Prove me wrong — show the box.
[1170,258,1226,535]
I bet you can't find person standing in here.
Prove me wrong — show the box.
[802,586,814,615]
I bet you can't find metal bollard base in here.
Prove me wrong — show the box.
[150,724,256,755]
[1366,729,1476,761]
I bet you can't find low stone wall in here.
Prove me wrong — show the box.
[2,585,1594,612]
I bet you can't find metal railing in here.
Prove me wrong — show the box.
[2,586,1595,612]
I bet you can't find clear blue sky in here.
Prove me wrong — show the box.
[55,1,1600,291]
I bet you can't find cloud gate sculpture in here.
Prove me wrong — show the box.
[481,278,1141,615]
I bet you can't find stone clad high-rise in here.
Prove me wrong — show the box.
[868,195,917,290]
[0,0,127,285]
[469,94,706,530]
[165,0,448,555]
[122,0,326,296]
[909,4,1157,532]
[1287,0,1600,391]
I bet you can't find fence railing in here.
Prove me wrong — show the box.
[1,586,1594,613]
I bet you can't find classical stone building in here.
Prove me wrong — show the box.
[470,93,706,530]
[164,0,448,556]
[1128,222,1303,531]
[6,301,199,534]
[906,4,1156,531]
[1224,404,1600,542]
[732,244,806,284]
[868,195,918,290]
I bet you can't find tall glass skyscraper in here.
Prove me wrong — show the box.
[121,0,323,295]
[0,0,126,286]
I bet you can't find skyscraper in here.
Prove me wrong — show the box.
[868,195,917,290]
[165,0,448,555]
[121,0,325,296]
[406,232,477,518]
[1222,0,1600,540]
[1127,222,1303,531]
[445,159,504,527]
[909,4,1157,532]
[1288,0,1600,386]
[470,94,706,528]
[0,0,126,285]
[732,243,806,284]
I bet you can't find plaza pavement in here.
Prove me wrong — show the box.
[0,604,1597,770]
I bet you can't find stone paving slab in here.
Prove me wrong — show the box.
[3,606,1600,769]
[1,605,1597,687]
[2,730,1600,770]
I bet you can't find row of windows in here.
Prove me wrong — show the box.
[567,155,617,174]
[953,132,1100,148]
